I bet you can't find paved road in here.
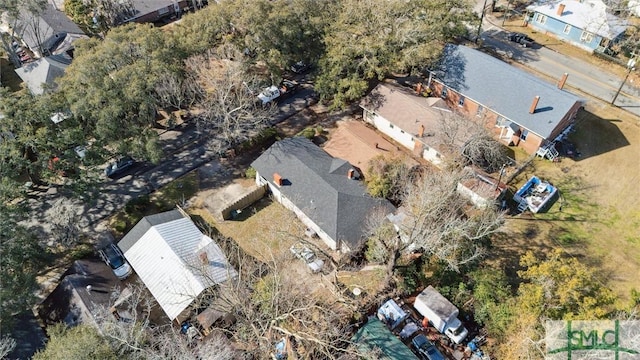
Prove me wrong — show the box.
[472,5,640,116]
[21,86,318,243]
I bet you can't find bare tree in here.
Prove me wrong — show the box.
[91,283,154,357]
[439,112,509,173]
[92,283,239,359]
[0,336,16,359]
[366,167,505,288]
[185,44,277,150]
[89,0,136,31]
[154,72,198,111]
[47,197,81,247]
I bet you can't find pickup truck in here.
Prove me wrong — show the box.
[257,80,298,105]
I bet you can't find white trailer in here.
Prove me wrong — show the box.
[413,286,469,344]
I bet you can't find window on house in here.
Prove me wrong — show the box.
[496,116,507,127]
[458,96,465,107]
[400,130,405,134]
[580,31,594,43]
[520,129,529,141]
[441,88,448,99]
[535,14,547,24]
[158,6,169,15]
[476,105,485,117]
[563,24,571,34]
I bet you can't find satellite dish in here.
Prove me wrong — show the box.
[352,287,362,297]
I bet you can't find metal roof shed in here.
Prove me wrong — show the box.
[118,210,237,322]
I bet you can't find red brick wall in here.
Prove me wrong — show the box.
[429,79,576,155]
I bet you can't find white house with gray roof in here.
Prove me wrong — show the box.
[427,44,584,156]
[251,137,396,252]
[118,209,236,323]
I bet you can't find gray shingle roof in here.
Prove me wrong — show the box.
[251,137,396,250]
[432,44,583,139]
[17,4,84,52]
[15,53,71,95]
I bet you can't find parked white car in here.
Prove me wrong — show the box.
[290,243,324,273]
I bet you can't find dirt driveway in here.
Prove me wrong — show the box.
[322,119,419,173]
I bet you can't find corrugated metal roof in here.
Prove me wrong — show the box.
[119,213,236,321]
[432,44,583,139]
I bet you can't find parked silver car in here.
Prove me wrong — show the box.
[99,244,132,280]
[290,243,324,273]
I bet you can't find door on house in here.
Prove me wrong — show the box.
[496,118,517,140]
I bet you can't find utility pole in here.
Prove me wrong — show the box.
[502,0,513,26]
[476,0,489,43]
[495,164,507,191]
[611,57,636,105]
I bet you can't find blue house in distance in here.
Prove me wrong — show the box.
[526,0,628,53]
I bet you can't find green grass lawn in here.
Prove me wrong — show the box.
[200,197,304,262]
[500,104,640,306]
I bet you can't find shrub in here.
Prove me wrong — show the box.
[297,127,316,139]
[245,167,257,179]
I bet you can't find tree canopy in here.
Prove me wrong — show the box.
[316,0,474,107]
[58,23,180,163]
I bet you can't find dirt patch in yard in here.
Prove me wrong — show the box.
[497,102,640,303]
[322,119,420,174]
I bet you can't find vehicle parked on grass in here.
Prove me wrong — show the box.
[508,32,535,47]
[413,286,469,344]
[98,244,132,280]
[257,80,299,105]
[289,243,324,273]
[411,334,446,360]
[104,156,135,178]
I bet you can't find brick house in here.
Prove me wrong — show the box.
[427,44,584,156]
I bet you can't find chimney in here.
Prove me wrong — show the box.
[273,173,283,186]
[557,3,565,16]
[347,169,355,179]
[199,252,209,265]
[418,124,425,137]
[529,96,540,114]
[557,73,569,90]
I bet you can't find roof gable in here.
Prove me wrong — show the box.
[433,45,583,139]
[14,54,71,95]
[251,137,395,249]
[17,4,84,51]
[118,211,236,320]
[528,0,628,39]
